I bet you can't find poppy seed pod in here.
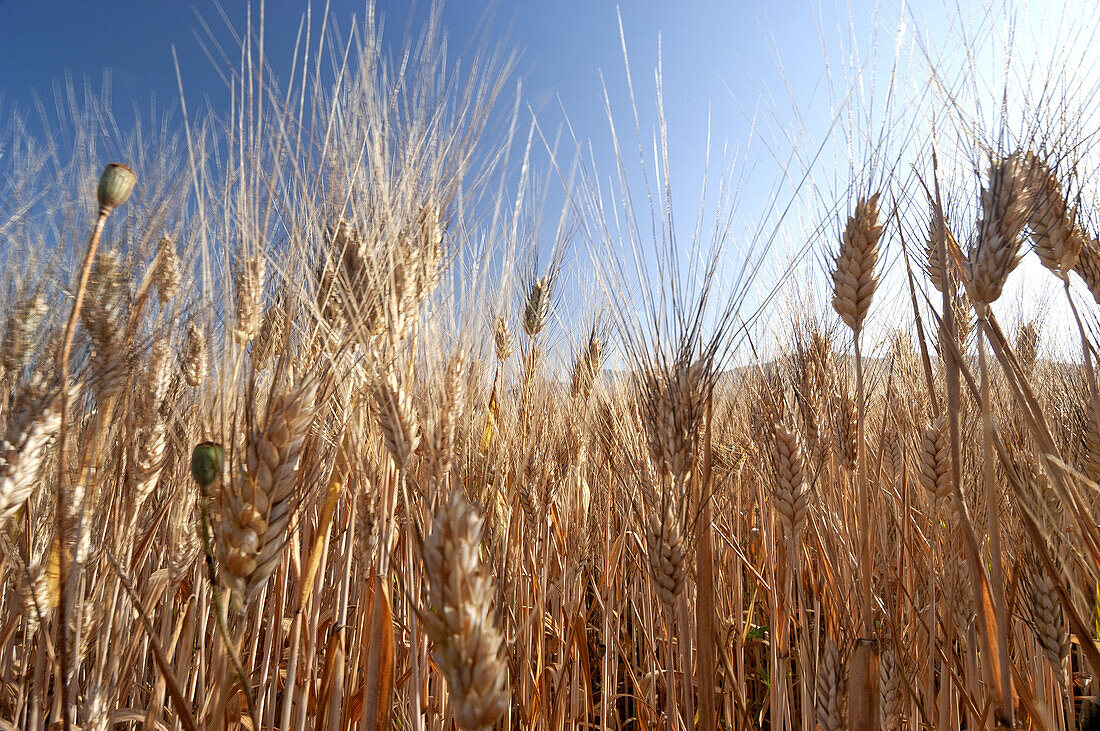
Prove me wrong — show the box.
[96,163,137,215]
[191,442,225,489]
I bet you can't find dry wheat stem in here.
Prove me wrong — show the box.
[54,206,111,730]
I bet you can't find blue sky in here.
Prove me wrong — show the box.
[0,1,851,135]
[2,0,1088,353]
[0,1,887,311]
[0,0,890,206]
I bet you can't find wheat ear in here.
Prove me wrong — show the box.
[831,193,883,333]
[816,639,846,731]
[645,499,688,608]
[420,491,509,731]
[919,417,951,502]
[1026,555,1069,668]
[967,152,1034,306]
[220,378,318,603]
[232,254,265,344]
[375,370,421,470]
[0,387,62,525]
[1024,152,1083,278]
[1073,235,1100,305]
[181,322,208,387]
[772,422,809,535]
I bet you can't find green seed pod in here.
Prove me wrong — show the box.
[96,163,137,214]
[191,442,224,489]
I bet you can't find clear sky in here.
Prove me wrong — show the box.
[0,1,864,137]
[0,0,1094,355]
[0,0,898,209]
[0,1,879,313]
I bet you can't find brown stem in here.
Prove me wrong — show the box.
[854,334,872,636]
[849,332,882,731]
[1064,277,1100,451]
[102,547,199,731]
[977,311,1015,726]
[54,208,108,729]
[695,398,717,730]
[930,151,1009,727]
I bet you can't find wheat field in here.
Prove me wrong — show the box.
[2,3,1100,730]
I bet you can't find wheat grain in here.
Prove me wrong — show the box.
[967,153,1035,306]
[0,385,62,524]
[919,417,951,502]
[832,193,883,333]
[219,378,317,603]
[772,422,810,534]
[816,639,846,731]
[232,254,265,344]
[420,491,509,731]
